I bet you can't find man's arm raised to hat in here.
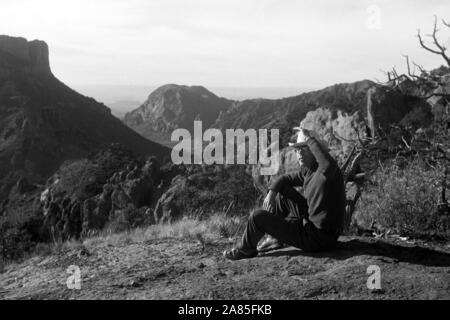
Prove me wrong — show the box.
[305,135,336,175]
[268,128,310,193]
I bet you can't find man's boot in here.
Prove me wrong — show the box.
[257,235,285,253]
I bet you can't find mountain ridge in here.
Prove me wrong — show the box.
[124,79,429,150]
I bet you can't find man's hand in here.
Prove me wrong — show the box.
[263,190,276,213]
[296,128,311,143]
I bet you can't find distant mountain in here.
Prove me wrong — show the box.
[123,79,431,152]
[213,80,431,146]
[0,35,169,201]
[210,86,312,100]
[123,84,232,146]
[73,84,310,118]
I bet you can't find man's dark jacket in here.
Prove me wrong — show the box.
[269,137,346,234]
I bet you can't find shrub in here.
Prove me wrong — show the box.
[354,157,449,239]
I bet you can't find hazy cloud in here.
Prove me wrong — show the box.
[1,0,449,88]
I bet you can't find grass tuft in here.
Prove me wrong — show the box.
[81,213,248,249]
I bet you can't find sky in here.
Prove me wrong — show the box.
[1,0,450,89]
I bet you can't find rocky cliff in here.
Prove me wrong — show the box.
[0,35,50,77]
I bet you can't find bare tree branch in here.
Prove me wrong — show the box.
[417,15,450,66]
[417,30,442,55]
[401,136,411,150]
[443,19,450,29]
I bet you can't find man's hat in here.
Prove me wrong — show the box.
[288,127,329,151]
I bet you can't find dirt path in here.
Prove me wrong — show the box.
[1,236,449,299]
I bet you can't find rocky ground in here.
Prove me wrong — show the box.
[1,235,449,300]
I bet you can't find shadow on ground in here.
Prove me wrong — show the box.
[259,238,450,267]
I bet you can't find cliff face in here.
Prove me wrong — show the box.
[0,35,169,203]
[0,36,50,77]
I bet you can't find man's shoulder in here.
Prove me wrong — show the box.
[313,159,343,182]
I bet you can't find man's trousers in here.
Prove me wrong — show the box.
[240,186,339,252]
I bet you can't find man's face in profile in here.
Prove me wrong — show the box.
[294,145,315,168]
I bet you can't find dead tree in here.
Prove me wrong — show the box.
[333,123,385,233]
[417,15,450,67]
[339,146,365,233]
[381,16,450,221]
[385,16,450,99]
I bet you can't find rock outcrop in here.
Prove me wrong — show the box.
[0,35,50,77]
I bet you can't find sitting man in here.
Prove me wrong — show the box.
[224,128,346,260]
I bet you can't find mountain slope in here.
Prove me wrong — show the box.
[213,80,430,145]
[0,35,169,201]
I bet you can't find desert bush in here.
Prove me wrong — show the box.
[354,157,449,239]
